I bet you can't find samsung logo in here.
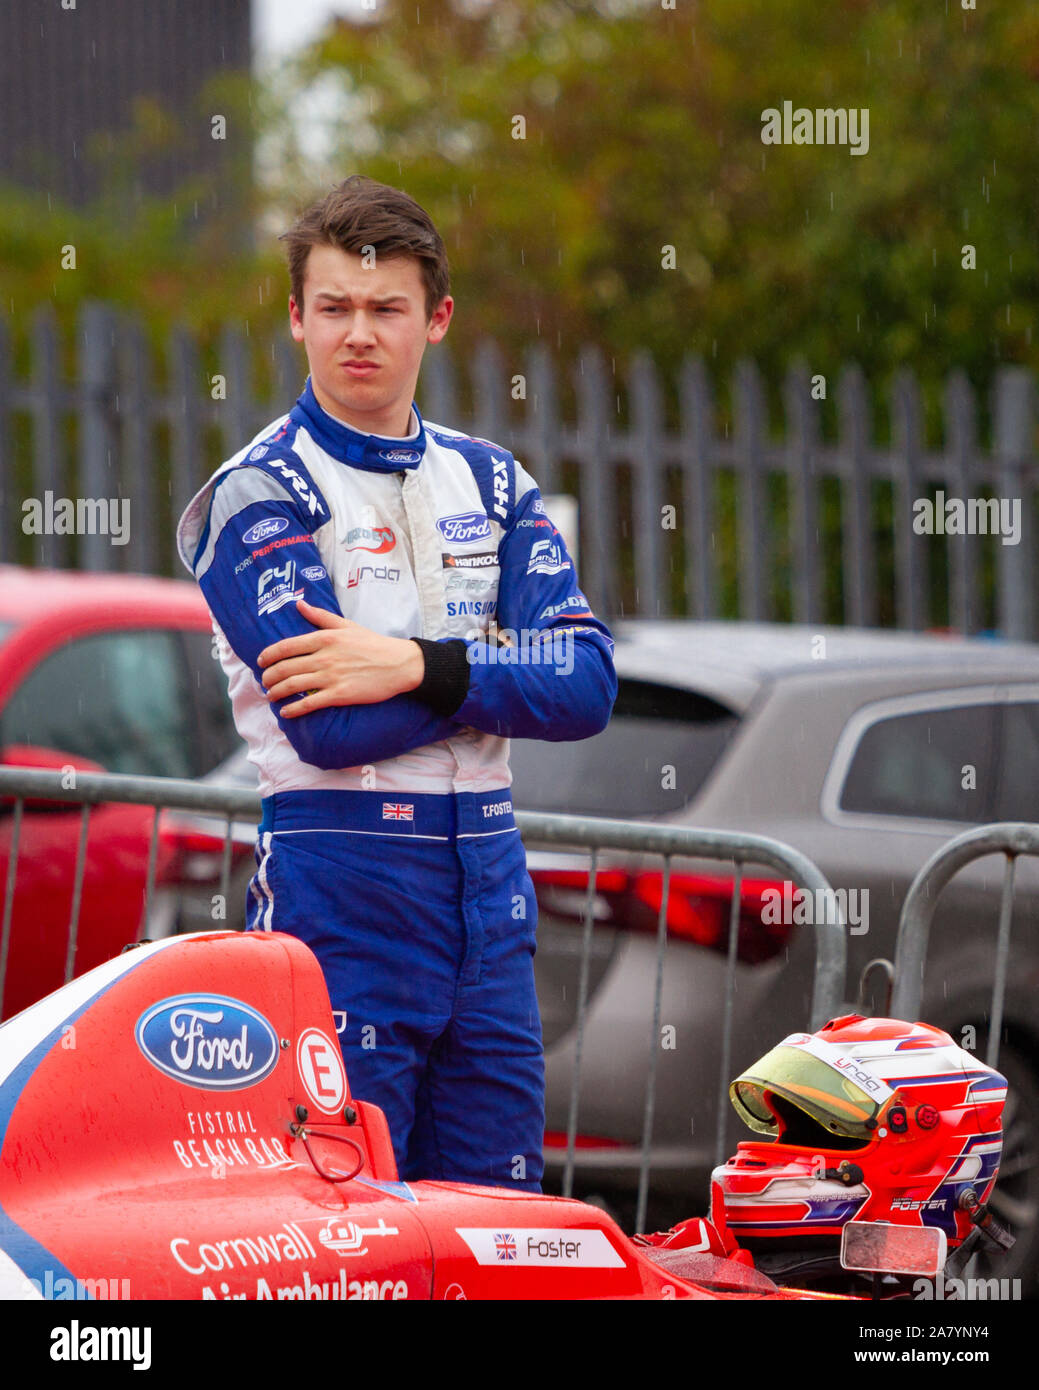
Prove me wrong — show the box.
[242,516,289,545]
[437,512,492,545]
[135,994,280,1091]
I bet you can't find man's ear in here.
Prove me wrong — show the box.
[426,295,453,345]
[289,295,305,342]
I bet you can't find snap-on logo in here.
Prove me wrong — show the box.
[242,517,289,545]
[377,448,422,464]
[437,512,492,545]
[135,994,280,1091]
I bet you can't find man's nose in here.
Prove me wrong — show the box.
[344,311,377,343]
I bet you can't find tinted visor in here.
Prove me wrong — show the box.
[730,1041,888,1142]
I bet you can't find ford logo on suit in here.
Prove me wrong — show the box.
[135,994,280,1090]
[436,512,493,545]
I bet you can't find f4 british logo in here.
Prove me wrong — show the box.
[258,561,303,617]
[527,539,570,577]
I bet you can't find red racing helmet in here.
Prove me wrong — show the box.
[712,1014,1007,1247]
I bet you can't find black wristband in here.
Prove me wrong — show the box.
[409,637,472,717]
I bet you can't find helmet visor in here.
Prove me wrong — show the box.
[730,1033,894,1142]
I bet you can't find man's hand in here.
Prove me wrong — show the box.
[257,600,425,717]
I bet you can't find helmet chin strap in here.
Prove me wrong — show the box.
[943,1187,1016,1279]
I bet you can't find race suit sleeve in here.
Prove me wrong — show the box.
[189,465,465,772]
[412,470,618,741]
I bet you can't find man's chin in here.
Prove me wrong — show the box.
[316,387,387,430]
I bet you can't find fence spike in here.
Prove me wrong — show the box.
[168,324,203,532]
[523,342,559,495]
[118,314,157,575]
[629,350,667,618]
[943,369,979,634]
[30,307,63,570]
[993,367,1035,641]
[573,345,617,617]
[78,302,119,573]
[837,362,875,627]
[471,337,508,444]
[217,323,256,452]
[891,367,926,631]
[678,355,716,619]
[733,358,769,621]
[783,359,822,625]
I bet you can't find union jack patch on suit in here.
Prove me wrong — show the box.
[382,803,414,821]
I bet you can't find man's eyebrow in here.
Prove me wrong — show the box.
[312,291,410,305]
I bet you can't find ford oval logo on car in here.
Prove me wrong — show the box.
[437,512,493,545]
[377,448,423,464]
[242,516,289,545]
[135,994,280,1091]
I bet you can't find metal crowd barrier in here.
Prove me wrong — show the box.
[513,812,846,1226]
[891,822,1039,1070]
[0,767,848,1232]
[0,767,255,1019]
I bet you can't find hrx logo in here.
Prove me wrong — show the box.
[492,457,509,518]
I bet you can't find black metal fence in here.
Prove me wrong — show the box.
[1,302,1036,636]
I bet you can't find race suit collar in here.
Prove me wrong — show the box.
[290,377,427,472]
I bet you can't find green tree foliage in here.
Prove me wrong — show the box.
[0,72,283,358]
[1,0,1036,421]
[280,0,1039,424]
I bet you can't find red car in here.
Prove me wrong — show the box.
[0,566,243,1019]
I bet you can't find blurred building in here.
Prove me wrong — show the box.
[0,0,251,206]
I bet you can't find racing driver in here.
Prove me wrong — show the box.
[176,175,617,1192]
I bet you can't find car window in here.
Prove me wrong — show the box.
[1,629,199,778]
[180,629,242,774]
[994,702,1039,821]
[839,703,997,822]
[509,679,740,817]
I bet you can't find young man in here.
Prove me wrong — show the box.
[176,175,617,1191]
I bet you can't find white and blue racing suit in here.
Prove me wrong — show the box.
[176,378,617,1189]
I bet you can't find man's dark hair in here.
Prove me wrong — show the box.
[281,175,450,322]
